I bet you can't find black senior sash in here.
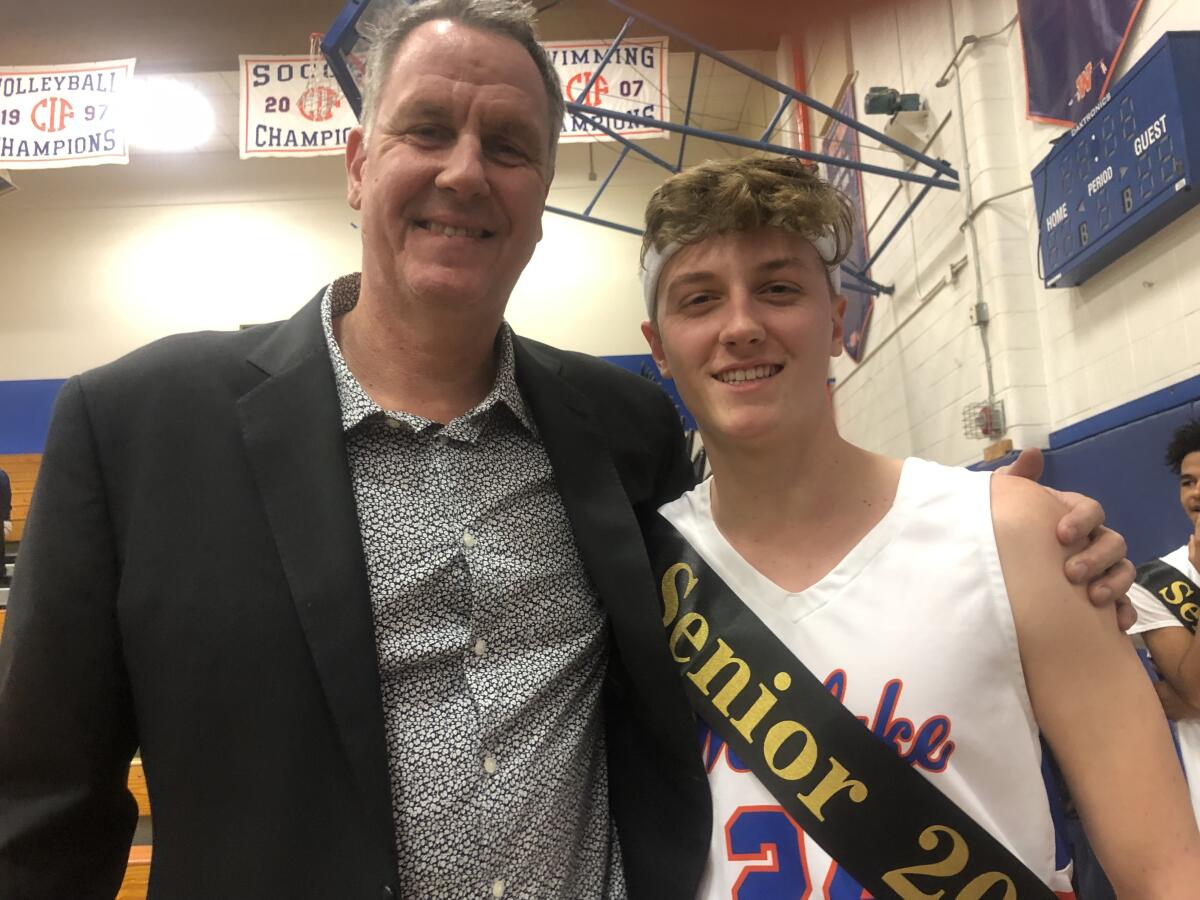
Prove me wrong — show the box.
[1136,558,1199,633]
[647,514,1056,899]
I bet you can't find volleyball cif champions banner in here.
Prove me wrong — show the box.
[1018,0,1147,126]
[0,60,136,169]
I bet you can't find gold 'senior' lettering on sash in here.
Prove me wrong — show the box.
[648,514,1056,900]
[1136,558,1200,633]
[662,563,871,821]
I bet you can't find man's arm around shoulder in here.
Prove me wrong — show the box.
[992,476,1200,897]
[0,377,139,898]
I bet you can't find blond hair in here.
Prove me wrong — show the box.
[641,155,855,270]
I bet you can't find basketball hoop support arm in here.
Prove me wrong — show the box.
[317,0,961,292]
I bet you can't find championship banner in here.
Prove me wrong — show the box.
[544,38,670,143]
[239,55,359,159]
[0,60,136,170]
[821,81,873,363]
[1018,0,1147,126]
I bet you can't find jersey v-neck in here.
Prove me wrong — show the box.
[683,457,917,624]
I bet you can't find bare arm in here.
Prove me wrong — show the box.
[1143,625,1200,711]
[998,448,1135,619]
[993,476,1200,897]
[1153,677,1200,722]
[1137,521,1200,710]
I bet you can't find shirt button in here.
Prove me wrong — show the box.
[473,638,488,657]
[492,878,507,898]
[462,530,477,549]
[483,753,498,775]
[384,417,401,430]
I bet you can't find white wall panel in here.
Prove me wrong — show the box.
[824,0,1200,463]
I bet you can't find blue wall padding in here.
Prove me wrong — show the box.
[973,382,1200,566]
[602,354,696,430]
[1040,400,1199,566]
[2,364,1194,563]
[0,356,694,454]
[1050,372,1200,449]
[0,379,66,454]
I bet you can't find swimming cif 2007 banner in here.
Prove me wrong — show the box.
[1018,0,1147,126]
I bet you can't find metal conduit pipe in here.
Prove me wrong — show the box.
[945,0,999,428]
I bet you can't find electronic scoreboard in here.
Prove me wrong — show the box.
[1032,31,1200,288]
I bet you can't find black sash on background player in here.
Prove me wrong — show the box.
[646,514,1056,899]
[1135,557,1199,633]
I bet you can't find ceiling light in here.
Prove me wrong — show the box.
[126,76,215,153]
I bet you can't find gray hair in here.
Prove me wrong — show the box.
[360,0,564,169]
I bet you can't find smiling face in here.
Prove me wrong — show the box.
[346,20,552,318]
[641,227,846,449]
[1181,451,1200,526]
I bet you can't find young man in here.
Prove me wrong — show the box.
[638,155,1200,897]
[1129,419,1200,825]
[0,6,1133,898]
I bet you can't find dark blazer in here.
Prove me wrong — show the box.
[0,292,710,900]
[0,468,10,522]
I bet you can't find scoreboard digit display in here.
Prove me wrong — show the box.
[1032,32,1200,288]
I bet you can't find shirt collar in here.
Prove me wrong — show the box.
[320,273,536,439]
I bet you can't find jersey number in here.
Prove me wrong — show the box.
[726,812,1018,900]
[726,806,868,899]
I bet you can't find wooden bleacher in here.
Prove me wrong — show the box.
[118,845,151,900]
[1,453,40,543]
[121,759,152,900]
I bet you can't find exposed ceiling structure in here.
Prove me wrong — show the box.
[3,0,857,73]
[3,0,899,210]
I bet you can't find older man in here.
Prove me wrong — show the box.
[0,2,1131,899]
[0,465,10,587]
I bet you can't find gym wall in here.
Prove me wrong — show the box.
[809,0,1200,468]
[0,48,783,453]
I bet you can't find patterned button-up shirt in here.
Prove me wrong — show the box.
[321,275,625,900]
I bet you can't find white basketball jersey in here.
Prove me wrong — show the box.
[1128,543,1200,825]
[658,457,1075,899]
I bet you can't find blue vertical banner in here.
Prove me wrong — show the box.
[1018,0,1147,126]
[821,80,873,363]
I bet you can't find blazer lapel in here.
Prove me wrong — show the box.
[236,294,395,857]
[513,339,698,767]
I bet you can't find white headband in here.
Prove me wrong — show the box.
[641,232,842,319]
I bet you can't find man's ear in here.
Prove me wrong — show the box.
[535,171,552,243]
[830,294,847,358]
[346,126,367,211]
[640,320,671,379]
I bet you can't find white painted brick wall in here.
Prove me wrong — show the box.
[828,0,1200,464]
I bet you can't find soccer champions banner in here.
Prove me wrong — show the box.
[239,55,359,159]
[822,82,873,363]
[544,38,670,143]
[0,60,136,169]
[241,38,669,156]
[1018,0,1147,126]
